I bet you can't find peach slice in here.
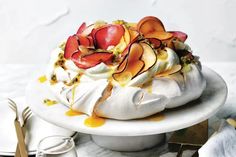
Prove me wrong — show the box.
[113,43,145,82]
[72,51,114,69]
[147,38,162,49]
[137,16,165,35]
[64,35,79,59]
[94,24,125,50]
[81,24,95,36]
[156,64,182,77]
[115,58,128,73]
[128,29,139,42]
[76,35,90,47]
[145,31,173,40]
[139,42,157,74]
[169,31,188,42]
[123,25,131,45]
[76,22,86,35]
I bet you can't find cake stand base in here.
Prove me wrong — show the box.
[91,134,165,151]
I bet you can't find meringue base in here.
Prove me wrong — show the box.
[91,134,165,151]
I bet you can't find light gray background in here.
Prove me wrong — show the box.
[0,0,236,64]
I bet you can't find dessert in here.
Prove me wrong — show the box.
[44,16,206,120]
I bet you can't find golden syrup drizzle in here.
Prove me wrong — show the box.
[144,113,165,122]
[84,115,106,128]
[38,75,47,83]
[43,99,58,106]
[65,109,83,116]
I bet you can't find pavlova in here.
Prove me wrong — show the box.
[45,16,206,120]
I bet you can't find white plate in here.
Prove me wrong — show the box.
[26,67,227,136]
[0,97,75,156]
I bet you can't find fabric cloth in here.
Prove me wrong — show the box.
[199,121,236,157]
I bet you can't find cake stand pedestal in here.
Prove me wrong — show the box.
[26,67,227,151]
[91,134,165,151]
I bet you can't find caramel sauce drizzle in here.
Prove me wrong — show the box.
[84,115,106,128]
[65,109,83,116]
[84,83,113,128]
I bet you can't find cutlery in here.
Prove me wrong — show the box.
[8,98,29,157]
[168,120,208,157]
[15,106,32,157]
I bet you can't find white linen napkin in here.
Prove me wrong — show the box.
[198,120,236,157]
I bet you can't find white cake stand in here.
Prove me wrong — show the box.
[26,67,227,151]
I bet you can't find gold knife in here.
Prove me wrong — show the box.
[14,119,28,157]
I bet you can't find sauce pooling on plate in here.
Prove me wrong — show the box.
[84,115,105,127]
[65,109,83,116]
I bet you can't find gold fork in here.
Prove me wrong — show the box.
[16,106,32,157]
[8,98,29,157]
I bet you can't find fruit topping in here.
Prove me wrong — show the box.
[145,31,173,40]
[113,43,144,82]
[94,24,125,50]
[169,31,188,42]
[76,35,90,47]
[137,16,165,36]
[64,36,79,59]
[139,42,157,73]
[63,16,190,76]
[72,51,114,69]
[147,38,162,49]
[76,22,86,35]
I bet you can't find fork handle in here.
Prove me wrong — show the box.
[15,127,26,157]
[14,120,28,157]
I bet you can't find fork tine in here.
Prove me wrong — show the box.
[24,112,32,122]
[22,107,30,116]
[23,110,31,121]
[7,98,17,107]
[22,107,32,123]
[8,102,17,111]
[7,98,19,118]
[8,100,17,110]
[8,105,16,112]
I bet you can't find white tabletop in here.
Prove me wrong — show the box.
[0,62,235,157]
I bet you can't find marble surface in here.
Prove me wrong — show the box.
[0,62,235,157]
[0,0,236,64]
